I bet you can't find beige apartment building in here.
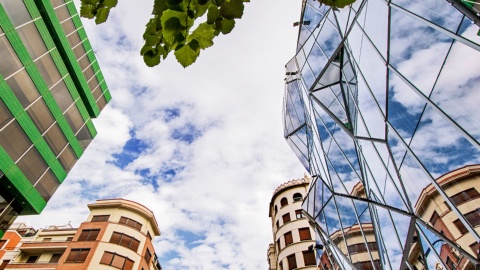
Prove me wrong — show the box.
[0,198,162,270]
[268,176,317,270]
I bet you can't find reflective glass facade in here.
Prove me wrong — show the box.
[0,0,110,236]
[283,0,480,269]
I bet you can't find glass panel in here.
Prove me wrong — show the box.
[0,35,23,78]
[83,65,94,81]
[97,95,107,111]
[16,147,47,184]
[34,169,60,202]
[73,43,86,59]
[88,76,99,92]
[66,30,81,48]
[26,98,55,134]
[78,54,90,70]
[62,19,76,36]
[50,0,65,8]
[76,125,92,150]
[44,123,68,156]
[6,69,39,109]
[92,86,102,100]
[111,254,125,268]
[0,101,13,129]
[0,0,32,27]
[35,53,62,89]
[64,103,84,133]
[50,80,74,113]
[58,145,77,173]
[0,120,31,161]
[54,4,71,22]
[16,22,48,60]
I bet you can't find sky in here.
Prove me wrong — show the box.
[17,0,309,269]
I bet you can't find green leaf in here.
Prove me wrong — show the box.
[157,44,169,58]
[198,0,209,5]
[144,50,161,67]
[153,0,168,15]
[80,4,95,19]
[220,0,244,19]
[320,0,356,8]
[103,0,118,8]
[174,43,200,67]
[207,5,220,24]
[190,23,215,49]
[95,7,110,24]
[81,0,98,5]
[189,39,200,52]
[219,18,235,34]
[196,2,209,17]
[140,45,153,55]
[161,9,187,28]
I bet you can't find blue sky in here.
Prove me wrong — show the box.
[17,0,308,269]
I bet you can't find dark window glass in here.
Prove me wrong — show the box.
[293,193,303,202]
[0,35,23,78]
[92,215,110,222]
[35,53,62,89]
[76,125,93,150]
[124,258,134,270]
[276,220,279,229]
[450,188,480,206]
[110,231,140,252]
[73,43,86,59]
[27,98,55,133]
[0,101,13,129]
[49,253,62,263]
[295,209,304,219]
[276,239,281,252]
[0,120,31,161]
[303,250,316,266]
[66,237,73,241]
[347,242,379,254]
[64,103,85,133]
[44,124,68,155]
[454,209,480,234]
[34,169,60,202]
[50,80,74,113]
[0,0,32,27]
[97,95,107,111]
[145,248,152,263]
[100,251,114,265]
[6,69,39,108]
[26,255,38,263]
[282,213,291,224]
[284,231,293,246]
[430,211,440,226]
[280,197,288,207]
[16,22,47,60]
[111,254,126,268]
[130,239,140,252]
[16,147,48,184]
[120,234,132,247]
[299,227,311,241]
[54,4,71,22]
[58,145,77,173]
[78,229,100,241]
[119,216,142,231]
[65,248,89,263]
[287,254,297,270]
[110,232,122,244]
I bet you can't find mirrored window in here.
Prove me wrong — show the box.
[17,22,48,61]
[50,80,74,113]
[0,121,31,161]
[44,123,68,156]
[35,53,62,89]
[34,169,60,202]
[0,35,23,78]
[6,69,39,108]
[16,147,47,185]
[0,0,32,27]
[26,98,55,134]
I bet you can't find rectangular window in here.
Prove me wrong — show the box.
[65,248,89,263]
[66,237,73,241]
[109,231,140,252]
[347,242,378,254]
[43,238,52,242]
[454,209,480,234]
[299,228,311,241]
[303,250,316,266]
[49,253,62,263]
[276,220,280,229]
[430,211,440,226]
[100,251,134,270]
[78,229,100,241]
[295,209,304,219]
[26,256,38,263]
[92,215,110,222]
[450,188,480,206]
[287,254,297,270]
[145,248,152,263]
[282,213,291,224]
[277,239,281,252]
[119,216,142,231]
[284,232,293,246]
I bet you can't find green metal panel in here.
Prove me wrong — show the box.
[34,0,101,117]
[85,119,97,138]
[0,147,46,214]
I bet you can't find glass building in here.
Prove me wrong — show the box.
[0,0,111,236]
[283,0,480,269]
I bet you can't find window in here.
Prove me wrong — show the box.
[110,232,140,252]
[275,205,278,215]
[430,211,440,226]
[50,253,62,263]
[280,198,288,207]
[276,220,280,229]
[65,248,90,263]
[284,232,293,246]
[26,256,38,263]
[147,231,152,241]
[347,242,379,254]
[100,251,134,270]
[0,240,6,249]
[78,229,100,241]
[295,209,304,219]
[293,193,303,202]
[450,188,480,206]
[299,228,311,241]
[287,254,297,270]
[453,209,480,234]
[145,248,152,263]
[282,213,291,224]
[303,250,316,266]
[353,260,381,270]
[43,238,52,242]
[66,237,73,241]
[92,215,110,222]
[277,239,281,252]
[119,216,142,231]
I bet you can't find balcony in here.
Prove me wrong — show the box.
[19,241,69,253]
[5,262,57,269]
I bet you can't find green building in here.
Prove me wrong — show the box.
[0,0,111,236]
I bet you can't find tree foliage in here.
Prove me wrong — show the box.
[80,0,354,67]
[80,0,248,67]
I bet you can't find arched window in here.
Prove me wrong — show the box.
[274,205,278,214]
[280,197,288,207]
[293,193,303,202]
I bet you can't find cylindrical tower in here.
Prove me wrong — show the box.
[268,176,317,270]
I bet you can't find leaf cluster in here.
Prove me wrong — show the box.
[317,0,356,9]
[80,0,249,67]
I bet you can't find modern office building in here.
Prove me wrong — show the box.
[0,198,162,270]
[0,0,111,235]
[268,176,318,270]
[282,0,480,268]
